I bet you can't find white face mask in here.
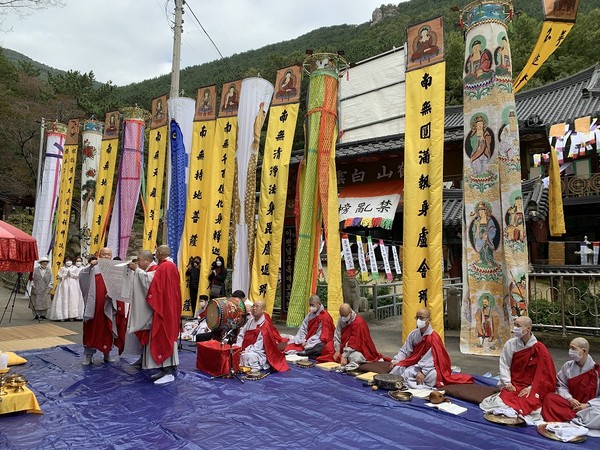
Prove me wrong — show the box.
[569,349,582,362]
[416,319,427,329]
[341,314,351,323]
[65,261,72,267]
[513,327,524,338]
[216,261,222,267]
[309,306,318,313]
[76,261,82,267]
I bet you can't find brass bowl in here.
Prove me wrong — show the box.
[388,390,413,402]
[239,366,252,374]
[11,379,26,392]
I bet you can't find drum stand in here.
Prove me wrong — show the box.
[211,326,244,384]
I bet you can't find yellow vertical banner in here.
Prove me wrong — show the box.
[143,95,168,251]
[180,85,217,315]
[251,102,299,313]
[51,119,79,287]
[402,18,446,342]
[199,81,241,297]
[513,0,579,93]
[89,111,120,256]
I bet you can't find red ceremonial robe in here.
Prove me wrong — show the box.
[394,331,474,387]
[146,260,181,365]
[114,300,127,355]
[241,319,289,372]
[318,315,385,363]
[499,342,557,416]
[134,264,158,346]
[82,273,114,352]
[542,364,600,422]
[285,309,335,355]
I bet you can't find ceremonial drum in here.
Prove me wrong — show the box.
[205,297,247,332]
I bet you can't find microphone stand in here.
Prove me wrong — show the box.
[211,324,244,383]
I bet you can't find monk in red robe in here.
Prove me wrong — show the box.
[318,303,384,365]
[480,316,556,418]
[235,299,288,372]
[542,337,600,426]
[389,308,473,388]
[285,295,334,358]
[79,248,118,365]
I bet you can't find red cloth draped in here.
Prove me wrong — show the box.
[241,318,289,372]
[318,315,384,363]
[0,220,38,273]
[134,263,158,346]
[196,341,241,376]
[542,364,600,422]
[146,260,181,365]
[395,331,474,387]
[499,342,557,416]
[285,309,335,354]
[82,273,114,353]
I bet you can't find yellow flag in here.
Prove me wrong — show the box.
[402,61,446,342]
[549,146,566,236]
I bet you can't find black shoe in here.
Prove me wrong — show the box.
[32,316,39,320]
[40,316,46,320]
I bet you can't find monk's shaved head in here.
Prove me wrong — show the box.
[99,247,112,259]
[417,308,430,319]
[571,337,589,351]
[339,303,353,316]
[515,316,532,328]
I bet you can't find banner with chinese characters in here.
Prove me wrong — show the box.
[199,81,241,297]
[179,86,216,316]
[513,0,579,93]
[250,66,301,314]
[367,237,379,280]
[232,77,274,298]
[548,125,566,237]
[338,181,403,229]
[89,111,120,256]
[107,107,147,260]
[460,2,528,356]
[142,95,168,252]
[341,233,356,276]
[32,121,66,260]
[51,119,79,286]
[288,59,343,326]
[402,17,446,343]
[380,240,393,281]
[80,120,103,261]
[356,235,369,282]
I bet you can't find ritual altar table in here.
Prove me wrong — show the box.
[196,340,240,376]
[0,386,41,415]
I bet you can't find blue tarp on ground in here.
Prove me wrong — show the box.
[0,345,596,449]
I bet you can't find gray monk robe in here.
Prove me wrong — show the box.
[126,263,178,370]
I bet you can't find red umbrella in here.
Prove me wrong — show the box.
[0,220,39,273]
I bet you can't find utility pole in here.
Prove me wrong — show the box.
[170,0,184,99]
[36,118,45,195]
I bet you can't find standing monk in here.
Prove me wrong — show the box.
[128,245,181,385]
[480,316,556,420]
[79,248,118,365]
[542,337,600,430]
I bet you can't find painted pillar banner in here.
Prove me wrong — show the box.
[250,99,299,314]
[199,80,241,297]
[380,240,393,281]
[51,119,79,286]
[107,112,146,260]
[513,0,579,93]
[89,111,120,256]
[341,234,356,276]
[402,16,446,343]
[142,95,169,252]
[179,85,217,315]
[32,122,66,259]
[80,120,103,260]
[356,235,369,281]
[232,77,274,297]
[288,63,342,326]
[367,236,379,280]
[460,2,528,356]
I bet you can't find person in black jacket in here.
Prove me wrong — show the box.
[186,256,201,314]
[208,255,227,299]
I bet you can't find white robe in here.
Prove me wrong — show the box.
[390,325,437,389]
[555,356,600,435]
[49,265,84,320]
[236,315,269,371]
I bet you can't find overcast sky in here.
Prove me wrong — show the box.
[0,0,387,86]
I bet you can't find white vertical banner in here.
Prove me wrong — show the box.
[380,240,393,281]
[367,236,379,280]
[356,235,369,281]
[341,234,355,276]
[391,245,402,276]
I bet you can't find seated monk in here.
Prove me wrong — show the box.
[480,316,556,419]
[542,337,600,430]
[389,308,473,389]
[235,299,289,373]
[284,294,335,358]
[318,303,384,365]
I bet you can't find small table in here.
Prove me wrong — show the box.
[0,386,42,415]
[196,340,241,377]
